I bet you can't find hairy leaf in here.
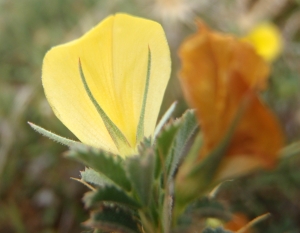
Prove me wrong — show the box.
[84,185,141,209]
[67,146,131,192]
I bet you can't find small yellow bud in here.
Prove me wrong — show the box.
[243,22,283,62]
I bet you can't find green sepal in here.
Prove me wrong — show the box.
[165,109,198,184]
[136,47,151,142]
[67,146,131,192]
[79,59,130,152]
[85,204,141,233]
[80,168,114,187]
[154,115,181,179]
[125,147,155,207]
[154,109,198,185]
[84,185,141,209]
[28,122,83,147]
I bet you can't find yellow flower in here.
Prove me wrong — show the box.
[42,14,171,157]
[243,22,283,62]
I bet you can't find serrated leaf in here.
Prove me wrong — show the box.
[67,147,131,192]
[154,115,182,179]
[81,168,114,187]
[84,186,141,209]
[125,149,155,206]
[86,204,141,233]
[28,122,83,147]
[166,110,198,183]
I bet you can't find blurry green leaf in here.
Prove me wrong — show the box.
[166,109,198,183]
[84,186,141,209]
[154,109,198,181]
[125,148,155,206]
[67,146,131,192]
[81,168,114,187]
[202,227,233,233]
[28,122,82,147]
[189,101,245,183]
[137,136,152,152]
[279,141,300,159]
[174,104,244,218]
[178,197,231,225]
[86,204,141,233]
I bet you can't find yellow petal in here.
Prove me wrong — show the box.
[42,13,170,155]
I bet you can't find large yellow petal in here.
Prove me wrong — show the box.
[42,13,170,155]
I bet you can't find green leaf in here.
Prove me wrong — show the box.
[166,110,198,183]
[153,101,177,140]
[28,122,83,147]
[175,198,231,233]
[174,103,246,218]
[279,141,300,159]
[84,185,141,209]
[67,146,131,192]
[180,197,231,223]
[125,148,155,206]
[188,104,244,181]
[154,115,181,179]
[203,227,233,233]
[81,168,114,187]
[86,204,141,233]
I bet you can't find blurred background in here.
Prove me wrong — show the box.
[1,0,300,232]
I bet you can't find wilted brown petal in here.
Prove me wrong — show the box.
[179,21,284,179]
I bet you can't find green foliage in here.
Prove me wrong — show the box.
[28,122,83,147]
[154,113,181,179]
[67,146,132,192]
[125,149,155,206]
[165,110,198,183]
[179,197,231,223]
[153,101,177,139]
[66,110,201,232]
[174,106,245,214]
[84,186,141,209]
[81,167,114,187]
[86,204,141,233]
[202,227,233,233]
